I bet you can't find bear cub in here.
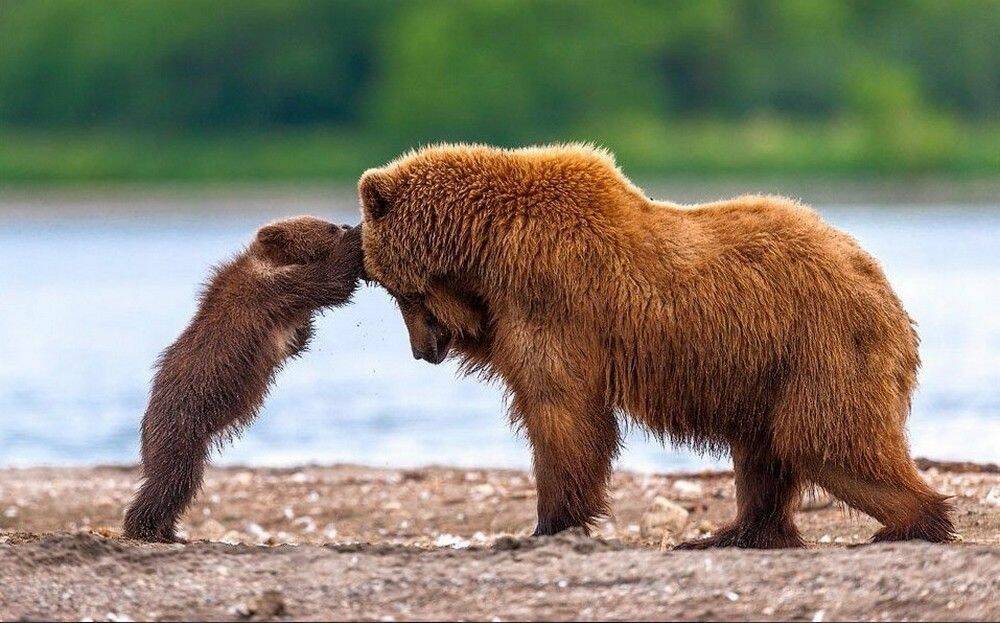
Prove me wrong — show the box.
[123,216,363,542]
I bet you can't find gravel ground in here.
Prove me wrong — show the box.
[1,462,998,621]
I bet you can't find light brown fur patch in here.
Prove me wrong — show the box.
[359,143,953,546]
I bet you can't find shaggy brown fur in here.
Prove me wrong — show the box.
[359,143,955,547]
[123,217,364,542]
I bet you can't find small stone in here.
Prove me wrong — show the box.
[984,486,1000,507]
[671,479,703,497]
[220,530,244,545]
[433,533,471,549]
[197,519,227,541]
[245,522,271,544]
[292,516,317,533]
[659,532,676,550]
[235,590,285,620]
[640,496,689,539]
[233,471,254,486]
[492,535,521,551]
[471,483,496,498]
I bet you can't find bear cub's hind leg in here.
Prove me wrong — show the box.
[123,432,211,543]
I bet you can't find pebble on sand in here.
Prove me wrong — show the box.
[233,590,286,620]
[641,495,689,540]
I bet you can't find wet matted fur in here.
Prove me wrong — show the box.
[359,143,954,547]
[123,217,364,542]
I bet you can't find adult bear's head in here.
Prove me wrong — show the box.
[357,145,504,296]
[357,145,504,364]
[357,143,635,364]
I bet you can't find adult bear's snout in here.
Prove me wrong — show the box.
[413,326,453,364]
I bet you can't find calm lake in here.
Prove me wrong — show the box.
[1,192,997,471]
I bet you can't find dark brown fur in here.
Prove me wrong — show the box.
[123,217,363,542]
[359,143,955,547]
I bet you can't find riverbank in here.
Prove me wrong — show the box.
[3,121,999,185]
[2,462,998,620]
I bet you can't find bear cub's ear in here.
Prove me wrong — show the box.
[256,222,305,266]
[359,170,391,221]
[257,223,290,249]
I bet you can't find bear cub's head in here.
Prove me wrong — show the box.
[254,215,360,267]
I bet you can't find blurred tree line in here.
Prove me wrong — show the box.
[0,0,997,179]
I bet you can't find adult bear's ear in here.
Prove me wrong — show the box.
[359,169,392,221]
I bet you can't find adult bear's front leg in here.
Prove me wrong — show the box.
[512,392,620,536]
[496,319,620,536]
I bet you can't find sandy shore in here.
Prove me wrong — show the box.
[2,462,998,621]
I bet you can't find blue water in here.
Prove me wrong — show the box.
[1,198,998,470]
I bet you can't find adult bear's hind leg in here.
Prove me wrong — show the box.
[807,455,955,544]
[676,443,805,549]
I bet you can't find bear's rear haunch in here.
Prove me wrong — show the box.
[359,143,955,548]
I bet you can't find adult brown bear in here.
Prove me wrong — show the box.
[358,143,954,548]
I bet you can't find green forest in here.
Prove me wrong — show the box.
[1,0,997,182]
